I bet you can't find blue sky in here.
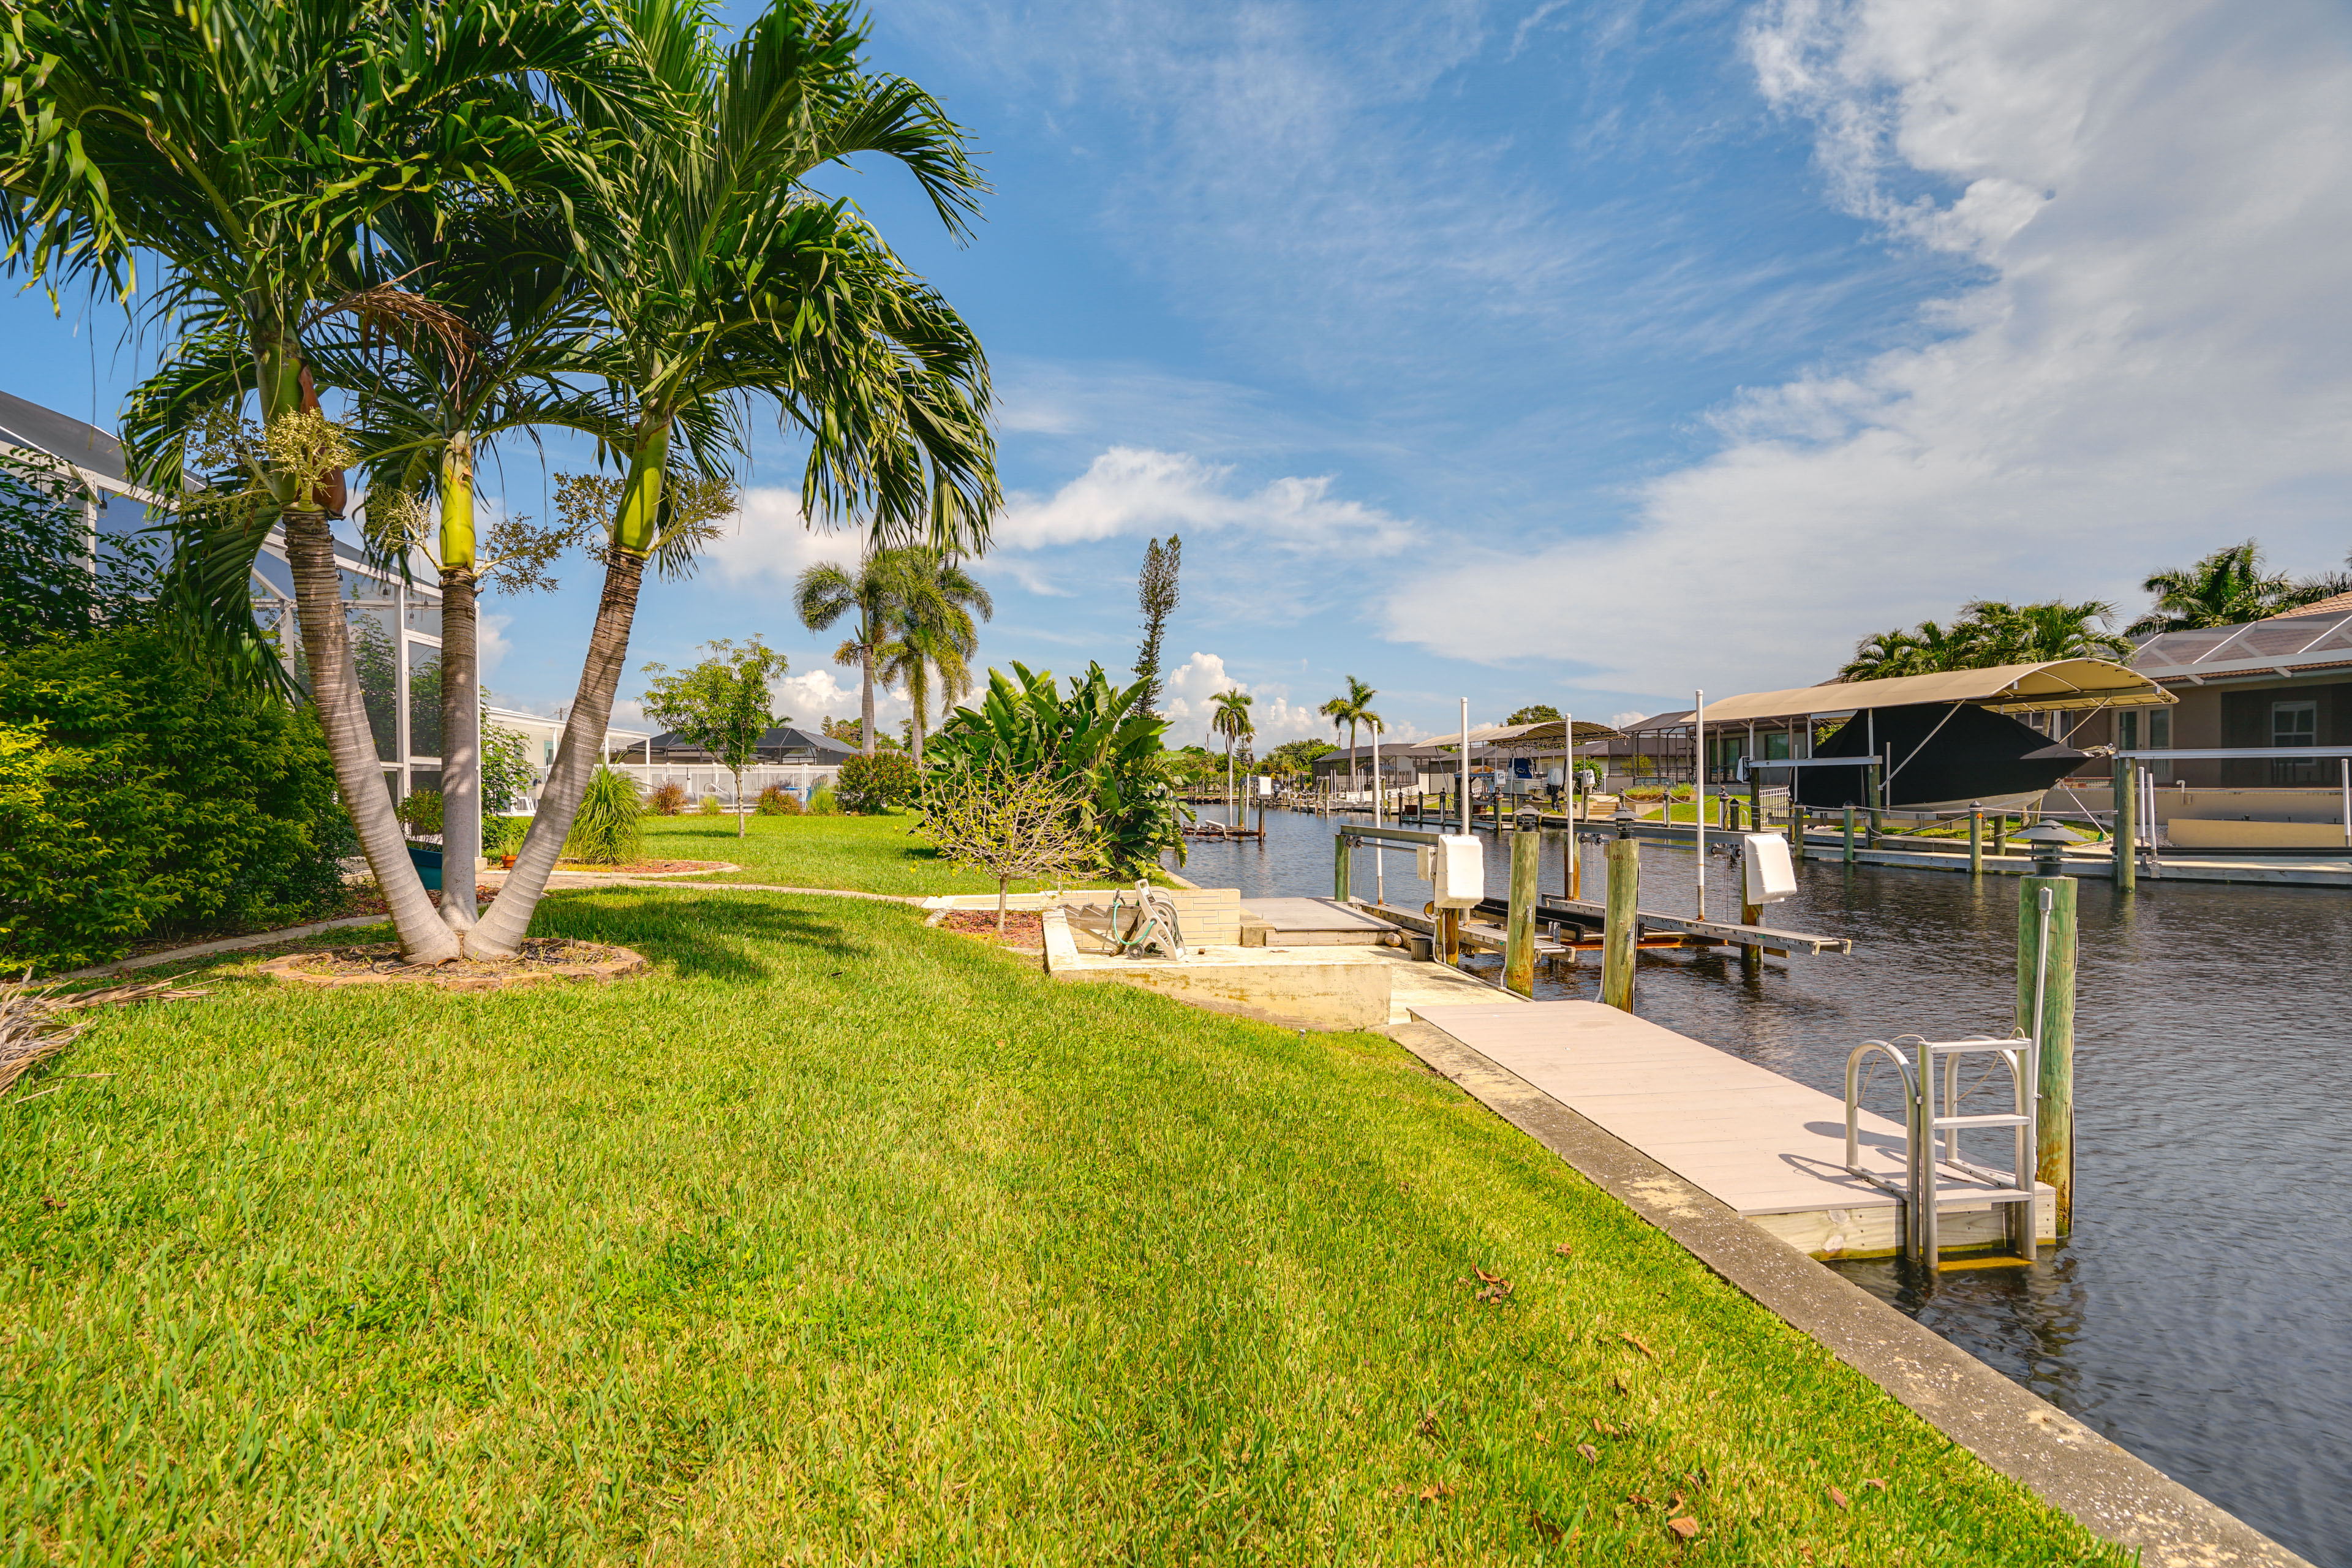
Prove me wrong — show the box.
[7,0,2351,746]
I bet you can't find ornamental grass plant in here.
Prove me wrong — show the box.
[562,767,643,865]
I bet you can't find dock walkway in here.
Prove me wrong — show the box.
[1408,999,2053,1259]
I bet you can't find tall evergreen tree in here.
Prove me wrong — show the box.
[1132,533,1180,717]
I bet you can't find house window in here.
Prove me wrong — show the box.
[2271,699,2319,783]
[2117,712,2138,752]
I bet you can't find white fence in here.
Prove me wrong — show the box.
[514,761,846,810]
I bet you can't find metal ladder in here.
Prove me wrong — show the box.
[1842,890,2052,1269]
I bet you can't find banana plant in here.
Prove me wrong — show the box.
[928,662,1187,873]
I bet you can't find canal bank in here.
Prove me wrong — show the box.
[1170,808,2352,1566]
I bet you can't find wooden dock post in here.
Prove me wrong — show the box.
[1333,832,1351,903]
[1969,803,1983,876]
[1505,824,1540,996]
[1868,760,1883,846]
[1601,826,1640,1012]
[1747,771,1761,834]
[1787,799,1803,857]
[1739,842,1763,978]
[1992,814,2008,858]
[2018,869,2078,1235]
[1842,805,1855,864]
[2112,757,2136,893]
[1439,907,1463,967]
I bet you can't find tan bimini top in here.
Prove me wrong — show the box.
[1701,659,2176,725]
[1426,718,1626,754]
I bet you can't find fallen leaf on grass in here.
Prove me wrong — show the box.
[1576,1442,1599,1464]
[1553,1243,1575,1258]
[1863,1477,1887,1491]
[1611,1376,1630,1396]
[1419,1482,1453,1502]
[1530,1510,1564,1543]
[1828,1485,1850,1509]
[1591,1419,1623,1437]
[1415,1411,1441,1439]
[1619,1331,1657,1359]
[1667,1516,1700,1541]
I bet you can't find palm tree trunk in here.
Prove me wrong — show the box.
[859,641,878,757]
[283,508,461,963]
[908,660,929,766]
[467,549,648,956]
[438,564,479,932]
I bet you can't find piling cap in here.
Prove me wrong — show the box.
[1611,805,1636,838]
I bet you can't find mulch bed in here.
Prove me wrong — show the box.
[938,909,1046,948]
[256,938,647,992]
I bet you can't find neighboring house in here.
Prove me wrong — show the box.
[2078,598,2352,786]
[605,725,857,804]
[627,725,858,766]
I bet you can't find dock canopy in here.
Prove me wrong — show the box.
[1702,660,2175,724]
[1435,718,1625,753]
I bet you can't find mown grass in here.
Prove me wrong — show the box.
[639,812,1170,897]
[0,888,2119,1564]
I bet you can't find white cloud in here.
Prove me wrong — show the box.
[1387,0,2352,699]
[1158,651,1426,748]
[998,447,1415,556]
[700,486,863,587]
[475,611,514,685]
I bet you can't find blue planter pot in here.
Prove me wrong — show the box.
[406,843,443,892]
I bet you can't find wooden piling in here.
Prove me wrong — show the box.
[1439,906,1462,967]
[1787,800,1803,856]
[2017,875,2078,1235]
[1842,805,1855,864]
[1333,832,1351,903]
[1505,826,1540,997]
[1740,881,1763,979]
[1747,772,1762,834]
[1992,815,2008,858]
[1600,836,1640,1012]
[1969,804,1983,876]
[2112,758,2136,893]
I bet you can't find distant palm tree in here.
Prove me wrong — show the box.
[1318,676,1382,799]
[796,554,902,756]
[1964,600,2132,663]
[2130,541,2297,634]
[876,550,992,764]
[1209,688,1255,826]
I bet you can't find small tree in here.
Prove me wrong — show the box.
[920,765,1102,933]
[480,722,538,816]
[639,638,789,839]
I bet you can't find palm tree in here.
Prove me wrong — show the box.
[1209,688,1254,826]
[797,553,901,756]
[880,549,990,764]
[2129,541,2296,634]
[466,0,1001,959]
[1318,676,1382,800]
[4,0,630,963]
[129,192,620,935]
[1962,600,2132,663]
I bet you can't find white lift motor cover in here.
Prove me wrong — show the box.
[1431,834,1485,908]
[1256,774,1273,796]
[1741,833,1798,906]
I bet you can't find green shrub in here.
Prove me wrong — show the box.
[397,788,444,837]
[564,767,643,865]
[837,751,919,813]
[482,815,529,860]
[648,780,688,816]
[698,794,723,816]
[0,628,353,970]
[480,722,537,814]
[757,784,801,815]
[807,785,840,816]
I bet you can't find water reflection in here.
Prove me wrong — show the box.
[1173,809,2352,1565]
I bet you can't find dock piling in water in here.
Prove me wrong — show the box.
[1602,822,1640,1012]
[1844,805,1856,864]
[2113,758,2137,893]
[2018,868,2079,1235]
[1505,824,1539,996]
[1970,803,1983,876]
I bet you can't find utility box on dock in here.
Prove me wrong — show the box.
[1432,834,1485,908]
[1741,834,1798,906]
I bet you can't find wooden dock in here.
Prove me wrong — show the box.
[1409,1000,2053,1259]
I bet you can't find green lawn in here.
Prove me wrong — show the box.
[638,811,1174,896]
[2,887,2116,1563]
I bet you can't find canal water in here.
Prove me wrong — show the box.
[1171,806,2351,1565]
